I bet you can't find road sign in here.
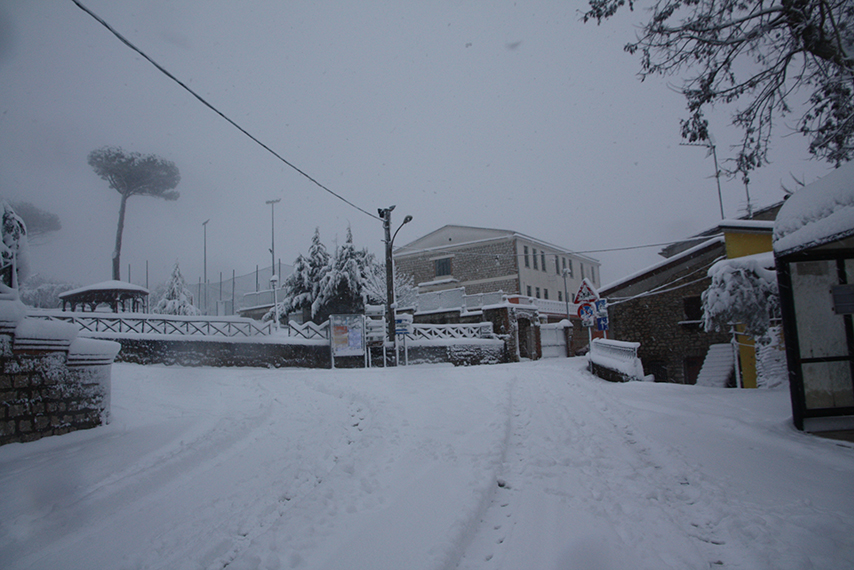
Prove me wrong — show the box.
[574,279,599,304]
[596,316,609,331]
[578,303,595,327]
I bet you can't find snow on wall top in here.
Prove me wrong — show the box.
[774,162,854,256]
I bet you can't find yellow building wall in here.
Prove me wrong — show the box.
[724,231,773,259]
[723,228,773,389]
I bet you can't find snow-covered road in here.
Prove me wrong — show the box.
[1,359,852,569]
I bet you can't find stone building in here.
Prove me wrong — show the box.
[394,225,600,302]
[602,204,781,385]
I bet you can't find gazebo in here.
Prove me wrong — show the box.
[59,280,150,313]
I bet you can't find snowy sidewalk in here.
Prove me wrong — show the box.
[1,360,852,569]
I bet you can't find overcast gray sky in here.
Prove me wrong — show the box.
[0,0,833,290]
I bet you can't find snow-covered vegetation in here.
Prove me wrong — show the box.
[152,261,200,316]
[702,252,779,340]
[1,201,30,289]
[268,226,414,324]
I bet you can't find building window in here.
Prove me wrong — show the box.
[535,287,541,298]
[591,266,596,284]
[581,263,585,280]
[533,248,538,270]
[555,255,560,275]
[558,291,563,302]
[568,259,573,277]
[524,246,529,268]
[435,257,452,277]
[541,252,546,271]
[683,296,703,322]
[544,289,549,300]
[527,285,532,297]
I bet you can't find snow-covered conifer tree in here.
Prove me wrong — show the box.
[313,226,369,321]
[153,261,200,316]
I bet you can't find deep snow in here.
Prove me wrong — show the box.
[1,359,852,570]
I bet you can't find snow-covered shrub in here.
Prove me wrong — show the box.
[702,252,779,340]
[19,274,78,308]
[1,201,30,288]
[153,262,200,316]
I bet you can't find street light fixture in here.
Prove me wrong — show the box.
[378,205,413,352]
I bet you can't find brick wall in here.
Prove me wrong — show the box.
[1,347,111,445]
[395,238,520,295]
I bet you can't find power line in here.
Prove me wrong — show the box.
[72,0,380,222]
[393,236,713,260]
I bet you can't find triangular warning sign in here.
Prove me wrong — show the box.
[573,278,600,304]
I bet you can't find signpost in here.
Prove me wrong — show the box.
[575,279,607,344]
[395,313,413,365]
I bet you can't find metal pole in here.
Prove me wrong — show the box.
[202,219,210,314]
[562,269,570,319]
[266,199,281,279]
[710,144,724,220]
[380,206,395,346]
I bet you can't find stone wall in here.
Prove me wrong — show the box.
[0,348,111,445]
[606,246,731,384]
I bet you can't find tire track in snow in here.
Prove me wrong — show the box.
[454,360,722,569]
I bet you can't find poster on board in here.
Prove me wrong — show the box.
[330,314,366,357]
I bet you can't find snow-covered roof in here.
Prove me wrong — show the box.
[774,162,854,256]
[59,280,150,299]
[601,236,725,294]
[395,224,599,263]
[719,220,775,232]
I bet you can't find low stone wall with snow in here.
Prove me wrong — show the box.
[1,295,120,446]
[89,335,508,368]
[588,338,645,383]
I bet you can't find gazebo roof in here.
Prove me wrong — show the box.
[59,280,149,305]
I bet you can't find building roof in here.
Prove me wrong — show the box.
[59,280,149,300]
[395,224,599,263]
[658,202,783,259]
[774,162,854,256]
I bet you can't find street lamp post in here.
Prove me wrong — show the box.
[202,219,210,314]
[378,205,413,353]
[265,199,281,279]
[270,273,280,331]
[562,268,571,320]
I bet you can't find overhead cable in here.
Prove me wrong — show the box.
[72,0,380,221]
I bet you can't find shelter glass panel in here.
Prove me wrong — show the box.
[803,361,854,409]
[791,260,848,359]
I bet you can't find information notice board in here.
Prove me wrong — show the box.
[330,314,366,364]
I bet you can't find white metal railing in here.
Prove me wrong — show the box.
[30,312,272,338]
[407,322,494,341]
[282,320,329,340]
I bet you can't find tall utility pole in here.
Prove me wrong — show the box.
[266,198,281,279]
[202,219,210,314]
[378,205,413,352]
[379,206,396,345]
